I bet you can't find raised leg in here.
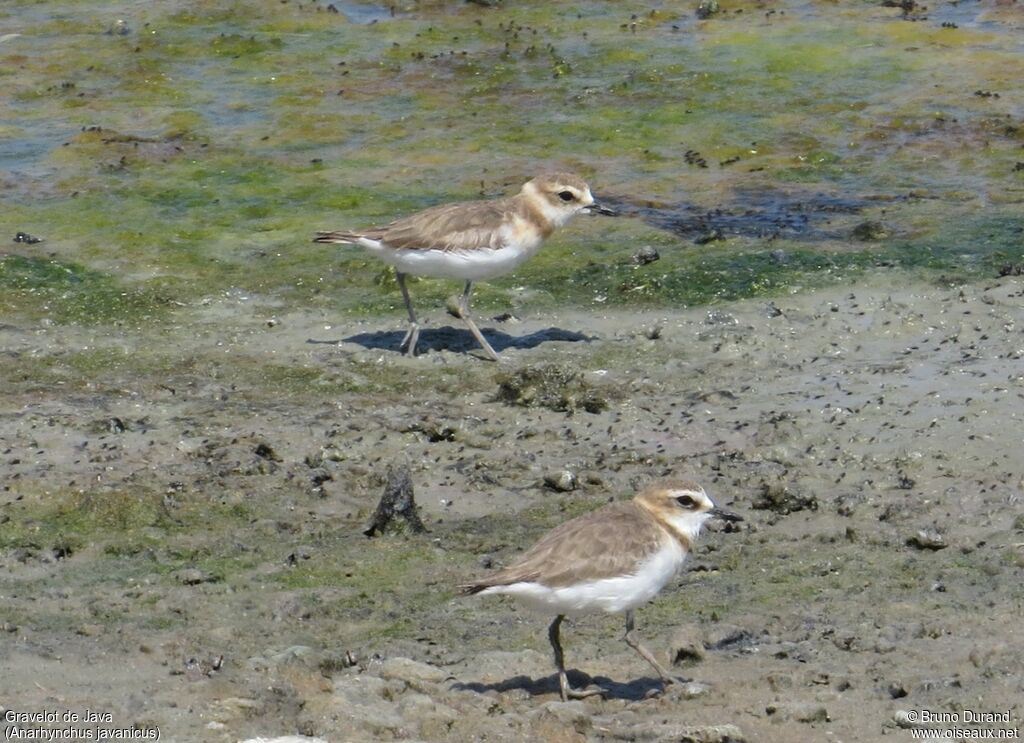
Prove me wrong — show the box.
[458,281,500,362]
[548,615,605,701]
[396,272,420,356]
[623,610,679,688]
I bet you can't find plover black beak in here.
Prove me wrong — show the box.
[709,506,743,523]
[584,201,616,216]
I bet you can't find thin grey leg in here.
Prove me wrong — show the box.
[396,272,420,356]
[623,609,677,686]
[548,614,605,701]
[458,280,499,362]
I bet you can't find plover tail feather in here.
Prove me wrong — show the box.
[314,230,364,244]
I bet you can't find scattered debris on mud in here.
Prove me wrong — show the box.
[494,363,610,413]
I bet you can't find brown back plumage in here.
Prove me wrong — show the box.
[372,198,521,251]
[315,195,542,252]
[460,500,667,594]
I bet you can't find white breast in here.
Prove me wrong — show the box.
[355,232,542,281]
[483,539,687,616]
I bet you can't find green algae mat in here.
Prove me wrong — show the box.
[2,0,1023,325]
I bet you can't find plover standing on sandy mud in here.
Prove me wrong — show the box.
[314,173,614,361]
[461,479,742,700]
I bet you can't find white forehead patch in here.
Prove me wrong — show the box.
[670,486,706,499]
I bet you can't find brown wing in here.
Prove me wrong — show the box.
[374,198,516,251]
[462,501,664,592]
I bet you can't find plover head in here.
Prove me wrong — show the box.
[521,173,615,226]
[635,478,742,548]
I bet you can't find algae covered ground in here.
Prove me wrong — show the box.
[2,1,1024,741]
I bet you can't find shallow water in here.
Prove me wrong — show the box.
[1,0,1023,324]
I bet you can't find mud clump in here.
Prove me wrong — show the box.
[254,442,281,462]
[751,480,818,515]
[174,567,218,585]
[882,0,927,21]
[633,245,660,265]
[493,364,609,414]
[851,221,889,241]
[696,1,721,20]
[906,529,947,551]
[543,470,578,492]
[670,625,706,666]
[364,464,426,537]
[678,725,746,743]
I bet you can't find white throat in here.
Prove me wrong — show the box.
[664,511,711,546]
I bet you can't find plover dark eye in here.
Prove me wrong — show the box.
[675,495,695,508]
[558,190,574,202]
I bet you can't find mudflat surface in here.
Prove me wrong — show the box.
[3,1,1024,740]
[2,272,1022,742]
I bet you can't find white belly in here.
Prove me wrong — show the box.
[482,540,686,616]
[356,237,540,282]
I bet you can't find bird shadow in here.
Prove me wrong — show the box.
[308,325,594,355]
[450,671,667,702]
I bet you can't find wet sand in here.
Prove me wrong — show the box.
[2,271,1022,742]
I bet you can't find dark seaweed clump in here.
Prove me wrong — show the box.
[493,364,609,414]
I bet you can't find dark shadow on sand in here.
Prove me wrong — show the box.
[308,325,594,355]
[450,670,667,702]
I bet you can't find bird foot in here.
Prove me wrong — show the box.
[400,324,420,356]
[642,675,698,700]
[561,684,607,701]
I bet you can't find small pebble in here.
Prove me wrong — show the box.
[544,470,577,492]
[633,245,660,265]
[907,530,947,550]
[14,231,42,244]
